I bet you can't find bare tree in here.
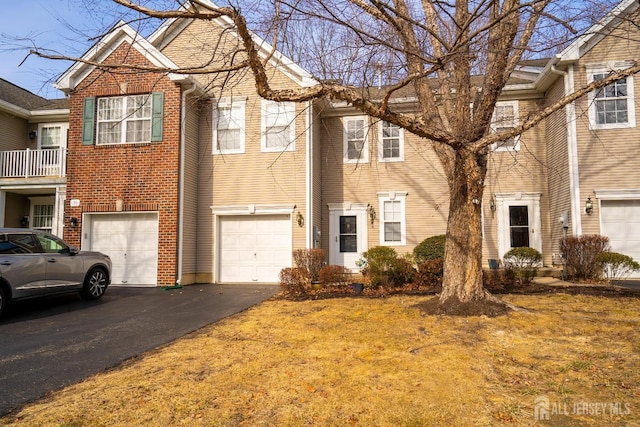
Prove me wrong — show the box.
[30,0,640,313]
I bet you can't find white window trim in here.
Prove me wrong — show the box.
[37,123,68,149]
[377,191,407,246]
[260,100,296,152]
[343,116,369,164]
[96,94,153,145]
[213,97,246,155]
[491,101,520,152]
[587,62,636,130]
[378,121,404,162]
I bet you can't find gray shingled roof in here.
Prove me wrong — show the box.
[0,78,68,111]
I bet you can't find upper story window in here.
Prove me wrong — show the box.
[344,116,369,163]
[213,98,246,154]
[378,191,407,246]
[38,123,68,150]
[82,93,164,146]
[588,64,636,129]
[261,100,295,152]
[378,121,404,162]
[491,101,519,152]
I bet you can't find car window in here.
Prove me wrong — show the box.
[0,234,39,254]
[37,234,70,254]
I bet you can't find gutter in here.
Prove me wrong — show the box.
[177,82,198,286]
[305,100,313,248]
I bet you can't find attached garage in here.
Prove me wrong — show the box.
[600,199,640,278]
[83,212,159,286]
[217,214,292,283]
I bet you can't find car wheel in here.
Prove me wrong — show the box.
[0,286,6,318]
[81,267,109,300]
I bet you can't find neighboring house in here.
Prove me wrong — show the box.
[1,0,638,285]
[0,78,69,236]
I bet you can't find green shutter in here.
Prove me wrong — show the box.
[151,92,164,142]
[82,97,96,145]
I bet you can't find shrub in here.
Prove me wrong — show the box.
[319,264,352,285]
[595,252,640,283]
[279,267,309,295]
[292,248,326,282]
[361,247,416,287]
[560,235,610,280]
[503,247,542,284]
[483,268,516,292]
[413,235,446,264]
[414,258,444,287]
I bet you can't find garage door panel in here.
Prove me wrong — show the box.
[218,215,291,283]
[601,200,640,278]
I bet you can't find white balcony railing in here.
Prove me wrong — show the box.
[0,148,67,178]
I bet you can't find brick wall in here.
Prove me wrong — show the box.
[64,42,183,286]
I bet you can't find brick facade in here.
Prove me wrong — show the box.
[64,42,183,286]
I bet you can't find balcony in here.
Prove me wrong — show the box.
[0,148,67,179]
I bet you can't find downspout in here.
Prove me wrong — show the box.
[551,64,582,236]
[305,100,313,248]
[177,83,198,286]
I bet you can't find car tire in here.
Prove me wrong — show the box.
[80,267,109,300]
[0,286,7,318]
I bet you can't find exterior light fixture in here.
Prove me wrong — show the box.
[367,204,376,225]
[295,211,304,227]
[490,195,496,212]
[585,197,593,215]
[70,217,79,227]
[28,130,37,140]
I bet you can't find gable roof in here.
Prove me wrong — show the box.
[54,21,193,92]
[0,78,69,118]
[147,0,317,88]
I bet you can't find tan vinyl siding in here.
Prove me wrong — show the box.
[572,21,640,236]
[196,100,215,283]
[181,93,201,283]
[0,112,31,151]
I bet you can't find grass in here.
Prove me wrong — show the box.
[1,293,639,426]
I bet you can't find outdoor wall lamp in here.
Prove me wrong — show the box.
[585,197,593,215]
[490,195,496,212]
[367,204,376,225]
[20,216,29,227]
[70,217,79,227]
[28,130,37,140]
[295,211,304,228]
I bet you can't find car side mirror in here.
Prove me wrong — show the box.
[69,247,79,256]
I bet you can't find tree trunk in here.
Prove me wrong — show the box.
[435,148,508,315]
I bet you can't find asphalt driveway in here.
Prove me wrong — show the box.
[0,283,279,416]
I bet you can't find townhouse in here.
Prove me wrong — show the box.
[0,0,638,285]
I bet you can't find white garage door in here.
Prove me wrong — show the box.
[601,200,640,278]
[218,214,291,283]
[85,213,159,286]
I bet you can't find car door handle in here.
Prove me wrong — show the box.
[47,258,58,263]
[0,261,11,266]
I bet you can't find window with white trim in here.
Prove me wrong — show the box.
[378,121,404,162]
[97,95,152,144]
[378,191,407,245]
[491,101,519,151]
[213,98,246,154]
[588,65,636,129]
[38,123,67,149]
[261,100,295,152]
[344,116,369,163]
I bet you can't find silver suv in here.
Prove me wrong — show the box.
[0,229,111,317]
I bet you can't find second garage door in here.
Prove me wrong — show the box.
[84,212,159,286]
[218,214,291,283]
[600,199,640,278]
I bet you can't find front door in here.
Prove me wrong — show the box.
[329,204,368,271]
[496,194,542,259]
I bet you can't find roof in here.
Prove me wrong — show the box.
[0,78,69,117]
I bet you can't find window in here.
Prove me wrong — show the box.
[213,98,246,154]
[378,191,407,245]
[38,124,67,149]
[344,116,369,163]
[0,234,39,254]
[36,233,69,254]
[378,121,404,162]
[491,101,519,151]
[32,205,54,232]
[588,66,636,129]
[261,100,295,152]
[83,93,163,145]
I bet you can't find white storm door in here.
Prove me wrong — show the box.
[329,205,368,271]
[218,215,291,283]
[496,194,542,259]
[600,199,640,278]
[85,213,159,286]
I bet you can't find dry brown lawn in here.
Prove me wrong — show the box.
[1,293,639,426]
